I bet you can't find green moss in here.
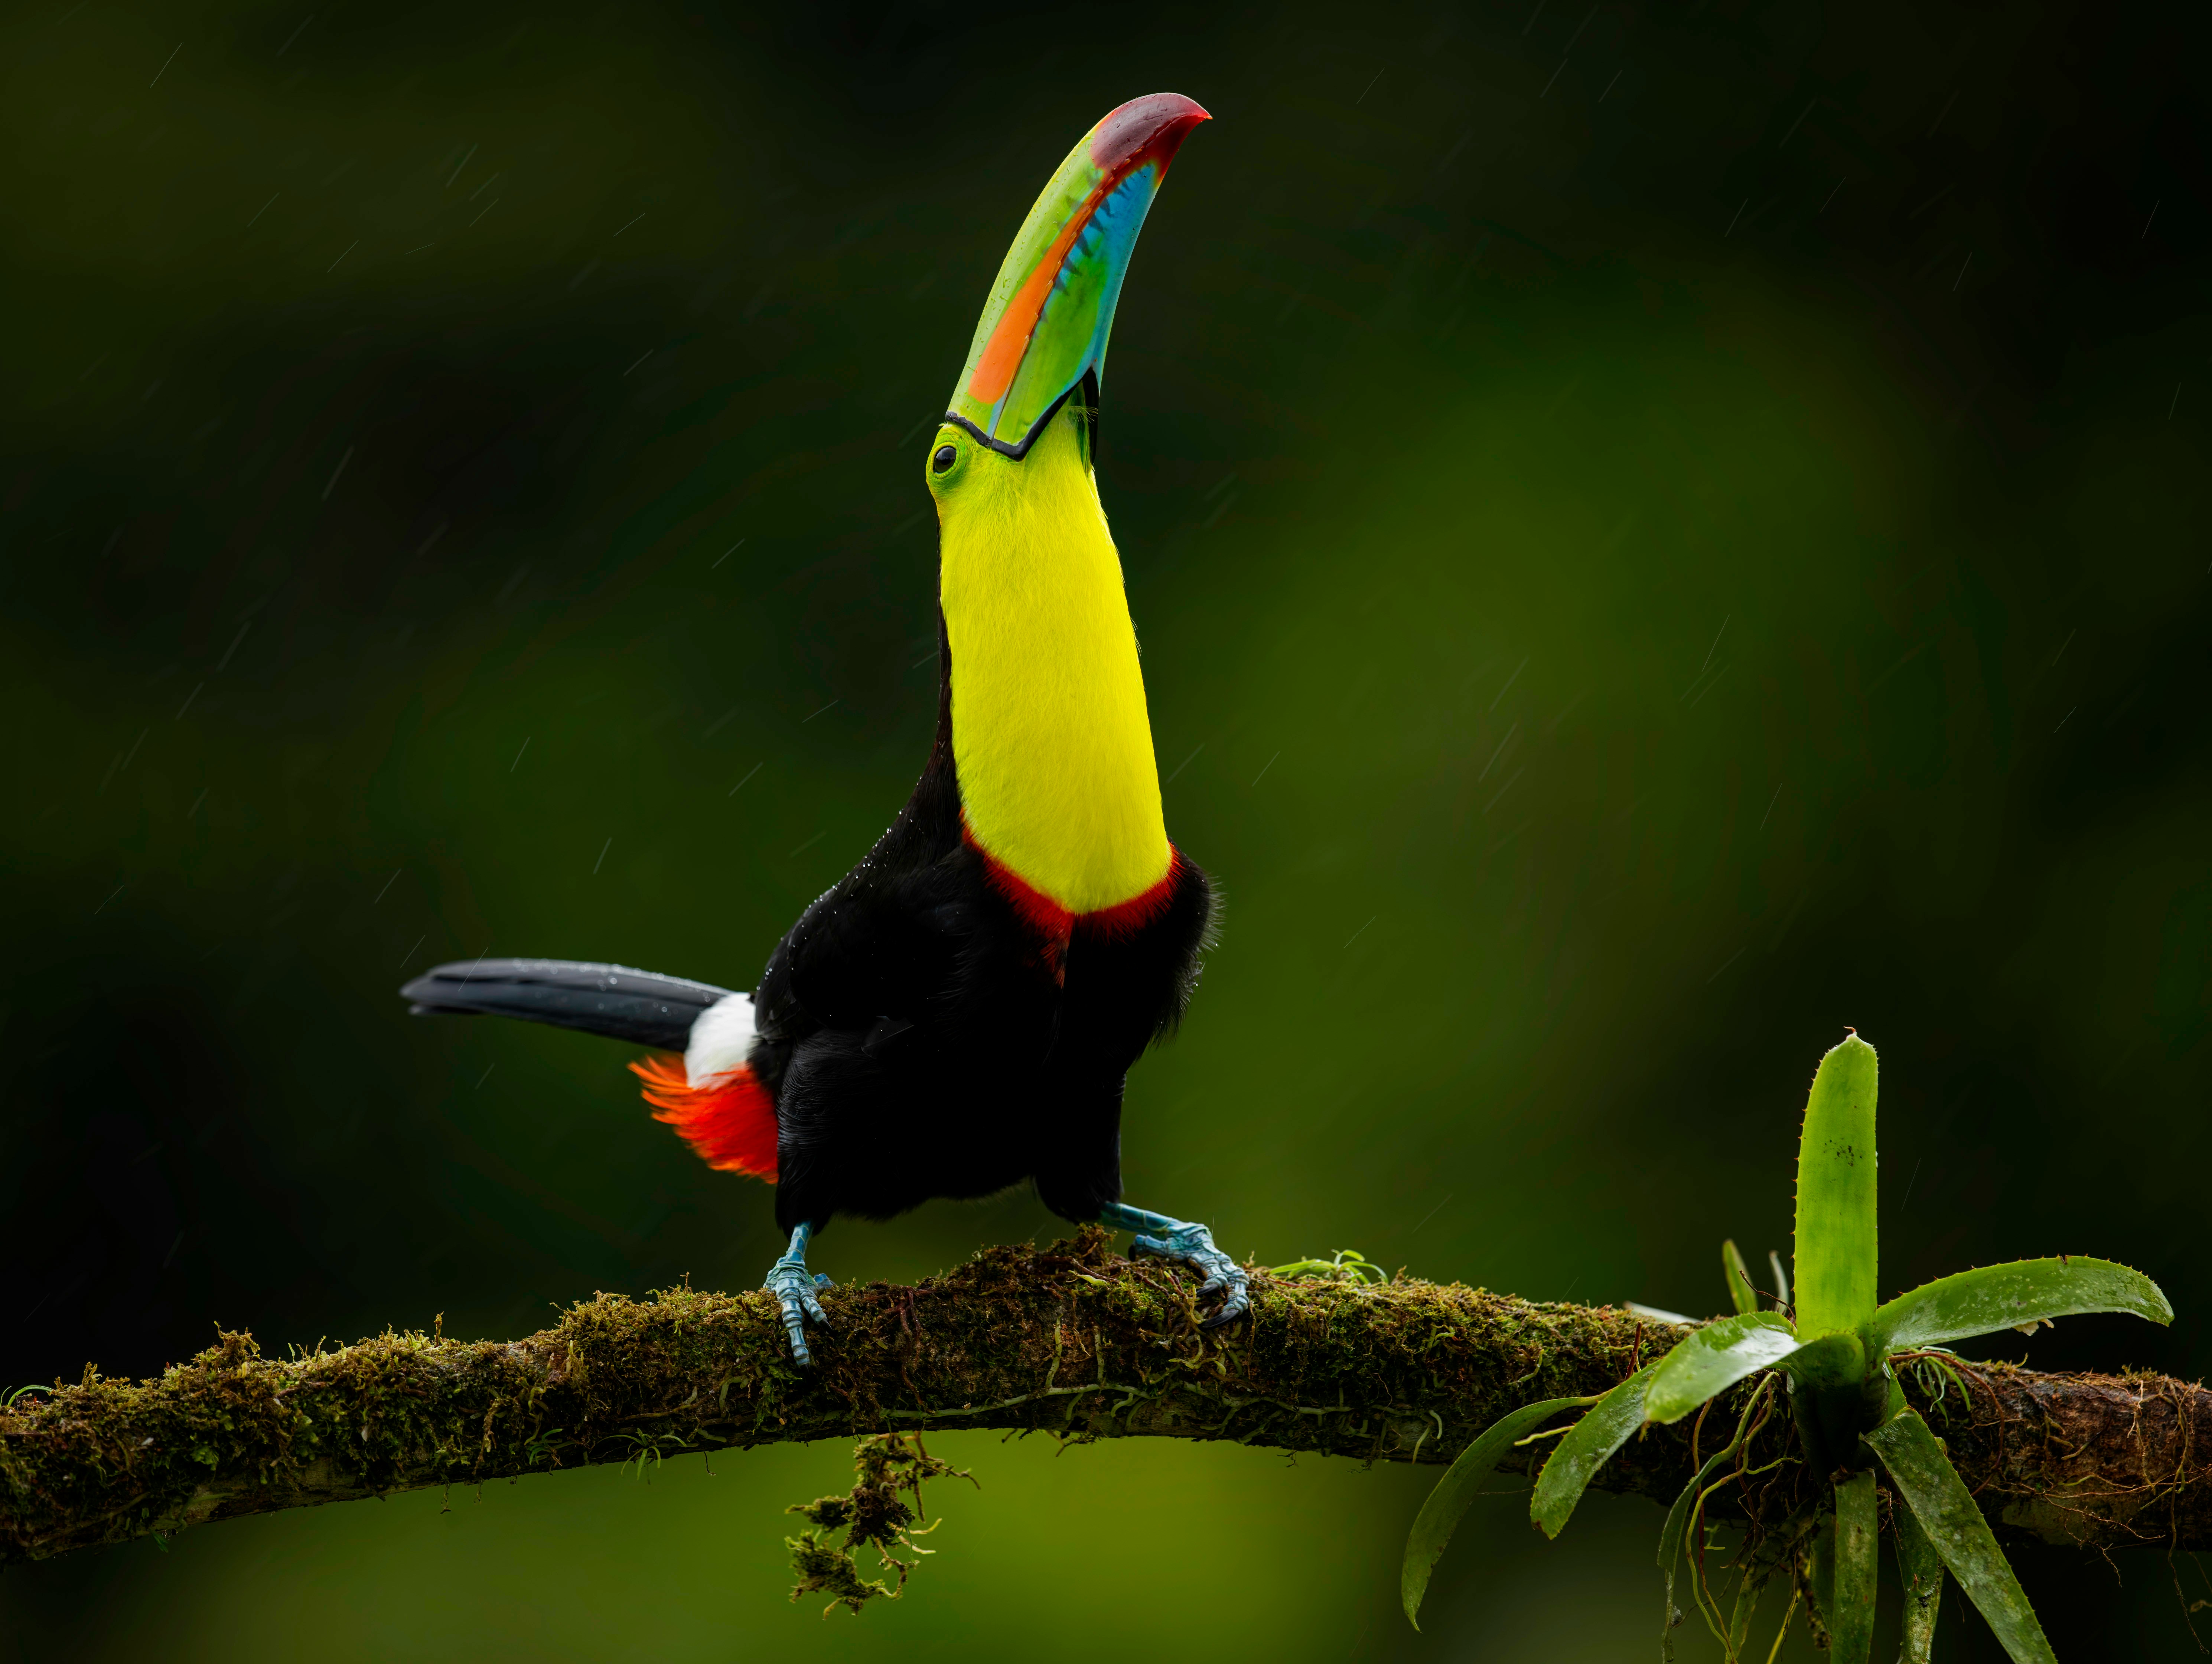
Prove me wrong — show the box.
[782,1433,976,1615]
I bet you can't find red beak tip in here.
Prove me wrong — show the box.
[1091,92,1213,171]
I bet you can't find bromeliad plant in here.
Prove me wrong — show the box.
[1401,1031,2173,1661]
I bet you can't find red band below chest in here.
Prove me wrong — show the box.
[964,825,1185,981]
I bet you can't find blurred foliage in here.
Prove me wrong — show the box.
[2,0,2208,1657]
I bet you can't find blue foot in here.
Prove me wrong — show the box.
[1100,1202,1250,1327]
[765,1223,833,1366]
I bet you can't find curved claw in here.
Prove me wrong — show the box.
[765,1257,832,1367]
[1129,1221,1251,1327]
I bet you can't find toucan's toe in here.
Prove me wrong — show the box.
[1200,1284,1251,1328]
[765,1258,832,1366]
[1198,1265,1252,1326]
[1129,1220,1250,1327]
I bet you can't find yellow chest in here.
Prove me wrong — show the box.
[935,417,1170,915]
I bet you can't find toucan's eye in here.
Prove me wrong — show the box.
[931,444,958,474]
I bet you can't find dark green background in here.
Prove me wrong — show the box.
[4,1,2208,1656]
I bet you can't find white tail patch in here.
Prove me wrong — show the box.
[684,992,757,1084]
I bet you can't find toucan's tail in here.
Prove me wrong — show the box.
[399,958,732,1049]
[399,957,778,1182]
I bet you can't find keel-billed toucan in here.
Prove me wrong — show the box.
[400,94,1237,1365]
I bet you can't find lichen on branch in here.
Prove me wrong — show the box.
[3,1230,2205,1564]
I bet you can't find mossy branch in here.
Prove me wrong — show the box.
[4,1229,2205,1564]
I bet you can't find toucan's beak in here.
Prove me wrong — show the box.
[944,92,1210,458]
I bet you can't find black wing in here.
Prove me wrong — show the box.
[399,958,734,1050]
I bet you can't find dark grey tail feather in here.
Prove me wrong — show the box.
[399,958,734,1050]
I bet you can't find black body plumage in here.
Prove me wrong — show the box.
[752,623,1215,1236]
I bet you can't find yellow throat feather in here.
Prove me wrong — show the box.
[928,404,1170,915]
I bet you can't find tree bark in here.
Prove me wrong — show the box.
[4,1230,2205,1563]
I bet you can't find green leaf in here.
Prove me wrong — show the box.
[1808,1507,1836,1636]
[1656,1443,1736,1658]
[1778,1329,1871,1475]
[1774,1327,1863,1390]
[1895,1482,1945,1664]
[1870,1257,2173,1354]
[1643,1313,1801,1424]
[1726,1572,1762,1658]
[1727,1524,1798,1658]
[1401,1395,1593,1628]
[1792,1031,1880,1338]
[1531,1365,1654,1539]
[1866,1409,2058,1664]
[1830,1470,1878,1664]
[1721,1239,1759,1316]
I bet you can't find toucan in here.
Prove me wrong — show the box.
[400,94,1237,1365]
